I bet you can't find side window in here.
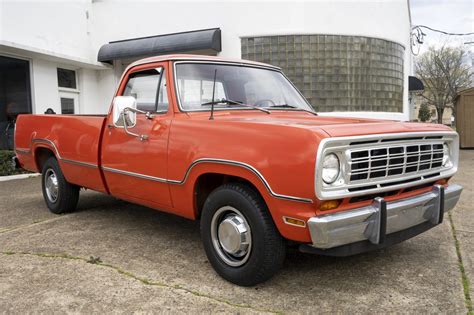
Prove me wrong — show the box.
[123,68,161,112]
[157,69,169,112]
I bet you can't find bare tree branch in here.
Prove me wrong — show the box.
[415,46,472,124]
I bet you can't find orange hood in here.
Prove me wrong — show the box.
[188,111,454,137]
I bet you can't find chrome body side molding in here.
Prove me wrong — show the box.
[102,158,314,204]
[168,158,314,203]
[15,148,30,155]
[102,166,168,183]
[61,159,98,169]
[20,138,312,203]
[32,138,62,159]
[16,138,98,169]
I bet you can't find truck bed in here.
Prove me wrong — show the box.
[15,114,108,193]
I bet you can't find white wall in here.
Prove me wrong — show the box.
[31,58,60,114]
[0,0,92,61]
[90,1,410,58]
[0,0,413,119]
[79,68,115,114]
[30,62,115,115]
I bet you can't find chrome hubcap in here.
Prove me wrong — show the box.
[211,206,252,267]
[45,169,59,203]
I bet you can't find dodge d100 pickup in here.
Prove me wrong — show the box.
[15,54,462,286]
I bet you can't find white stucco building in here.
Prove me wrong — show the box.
[0,0,414,149]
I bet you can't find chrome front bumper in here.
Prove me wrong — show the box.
[307,184,463,250]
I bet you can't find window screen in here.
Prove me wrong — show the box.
[60,98,75,114]
[57,68,77,89]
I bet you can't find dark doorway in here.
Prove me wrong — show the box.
[0,55,32,150]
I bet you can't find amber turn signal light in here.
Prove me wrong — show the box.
[283,216,306,227]
[320,200,341,211]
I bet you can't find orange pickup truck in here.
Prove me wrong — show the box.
[14,54,462,286]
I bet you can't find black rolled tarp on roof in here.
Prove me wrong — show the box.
[409,76,424,92]
[98,28,222,64]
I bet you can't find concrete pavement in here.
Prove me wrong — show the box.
[0,151,472,313]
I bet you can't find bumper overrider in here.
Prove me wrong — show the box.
[300,184,463,257]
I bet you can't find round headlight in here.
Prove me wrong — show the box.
[322,153,340,184]
[442,143,450,166]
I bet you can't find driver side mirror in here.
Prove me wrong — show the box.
[112,96,137,127]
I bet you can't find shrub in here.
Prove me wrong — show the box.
[418,103,432,122]
[0,150,30,176]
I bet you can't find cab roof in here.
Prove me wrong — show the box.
[127,54,281,71]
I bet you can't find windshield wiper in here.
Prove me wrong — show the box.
[202,99,271,114]
[267,104,317,116]
[202,99,241,106]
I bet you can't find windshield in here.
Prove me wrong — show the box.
[175,63,314,112]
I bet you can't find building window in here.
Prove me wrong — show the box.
[57,68,77,89]
[60,98,75,114]
[241,35,404,113]
[57,67,79,114]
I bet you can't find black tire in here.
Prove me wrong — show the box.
[41,157,79,214]
[200,183,286,286]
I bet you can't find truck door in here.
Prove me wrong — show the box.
[101,62,173,208]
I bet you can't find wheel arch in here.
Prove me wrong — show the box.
[34,146,57,172]
[193,172,265,219]
[176,161,316,244]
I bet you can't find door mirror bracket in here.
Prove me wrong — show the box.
[112,96,154,141]
[121,108,151,141]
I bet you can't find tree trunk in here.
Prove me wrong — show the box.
[437,107,445,124]
[451,105,456,127]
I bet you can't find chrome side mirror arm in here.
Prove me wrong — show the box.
[124,106,155,119]
[121,107,153,141]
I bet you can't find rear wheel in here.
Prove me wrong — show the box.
[200,183,286,286]
[41,157,79,214]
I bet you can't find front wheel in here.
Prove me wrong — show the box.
[41,157,79,214]
[200,183,286,286]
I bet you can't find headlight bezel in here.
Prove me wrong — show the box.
[322,153,341,184]
[442,143,451,166]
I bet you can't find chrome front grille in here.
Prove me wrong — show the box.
[349,143,444,182]
[315,132,459,200]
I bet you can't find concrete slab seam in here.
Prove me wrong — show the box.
[0,251,282,314]
[0,216,68,235]
[449,212,473,314]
